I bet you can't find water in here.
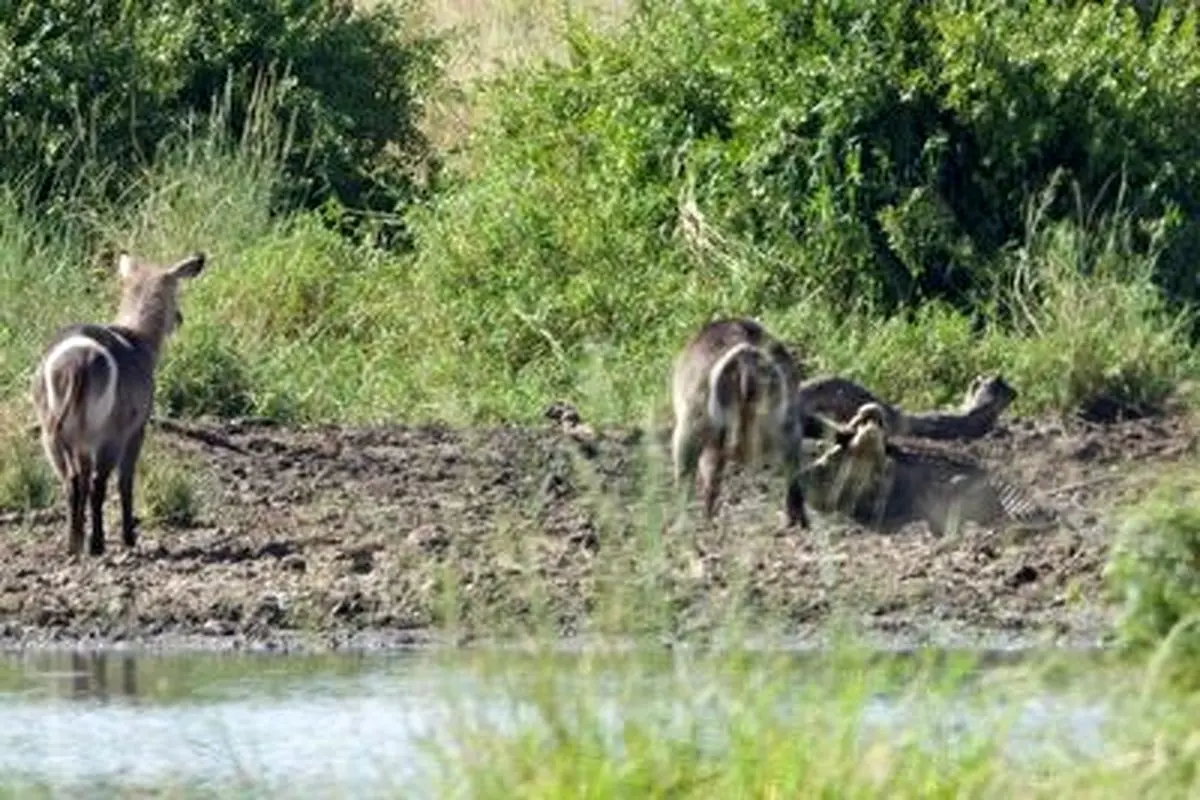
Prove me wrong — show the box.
[0,646,1115,797]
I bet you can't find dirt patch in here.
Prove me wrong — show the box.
[1,412,1196,652]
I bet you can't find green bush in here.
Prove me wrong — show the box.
[0,432,56,513]
[0,0,442,241]
[404,0,1200,419]
[1106,474,1200,690]
[3,0,1199,427]
[140,449,201,528]
[157,332,258,420]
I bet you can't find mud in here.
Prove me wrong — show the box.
[1,411,1196,652]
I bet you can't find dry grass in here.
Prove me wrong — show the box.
[398,0,631,152]
[420,0,628,77]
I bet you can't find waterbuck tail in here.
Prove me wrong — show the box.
[40,334,119,447]
[47,363,88,442]
[708,342,760,457]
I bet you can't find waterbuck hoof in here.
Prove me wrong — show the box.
[778,511,810,532]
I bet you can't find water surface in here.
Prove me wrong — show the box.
[0,646,1115,797]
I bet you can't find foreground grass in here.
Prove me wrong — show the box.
[428,644,1199,800]
[2,642,1196,798]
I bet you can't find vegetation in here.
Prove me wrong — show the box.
[1107,472,1200,692]
[404,0,1200,420]
[431,645,1200,799]
[0,430,55,513]
[1,0,1198,426]
[0,0,441,244]
[139,445,203,529]
[0,0,1199,794]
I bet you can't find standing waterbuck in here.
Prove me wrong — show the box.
[31,250,206,556]
[670,317,848,527]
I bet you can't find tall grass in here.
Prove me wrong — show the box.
[425,640,1200,799]
[0,128,1193,429]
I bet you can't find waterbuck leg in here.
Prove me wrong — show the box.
[784,479,810,529]
[782,447,811,530]
[88,455,115,557]
[697,438,727,520]
[67,471,87,557]
[671,423,704,494]
[117,429,145,548]
[68,451,94,557]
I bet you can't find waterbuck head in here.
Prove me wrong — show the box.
[844,402,891,437]
[804,402,890,512]
[113,251,206,350]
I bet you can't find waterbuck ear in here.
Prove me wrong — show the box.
[168,252,206,279]
[117,252,136,280]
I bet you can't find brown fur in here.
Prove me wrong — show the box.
[802,401,1056,536]
[31,250,206,557]
[796,373,1018,441]
[670,318,844,527]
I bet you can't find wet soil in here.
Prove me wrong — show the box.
[1,411,1196,652]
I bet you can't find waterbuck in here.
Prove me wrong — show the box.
[669,317,849,527]
[802,401,1058,537]
[31,250,206,557]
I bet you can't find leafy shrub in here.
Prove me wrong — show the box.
[409,0,1200,372]
[978,201,1195,418]
[1106,475,1200,689]
[0,0,442,241]
[157,332,257,420]
[0,432,56,512]
[141,452,200,528]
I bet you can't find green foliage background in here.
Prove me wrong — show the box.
[0,0,441,243]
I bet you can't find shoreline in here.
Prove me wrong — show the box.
[0,412,1189,655]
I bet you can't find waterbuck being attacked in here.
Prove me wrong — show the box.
[670,317,847,527]
[802,401,1058,537]
[31,250,206,557]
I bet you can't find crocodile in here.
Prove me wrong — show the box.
[796,373,1018,441]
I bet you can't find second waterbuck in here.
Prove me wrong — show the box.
[670,317,828,527]
[31,250,207,557]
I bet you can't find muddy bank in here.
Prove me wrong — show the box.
[1,411,1195,652]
